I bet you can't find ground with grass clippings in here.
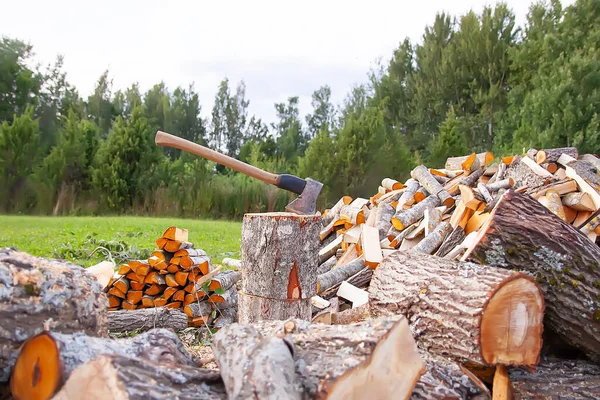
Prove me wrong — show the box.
[0,216,242,268]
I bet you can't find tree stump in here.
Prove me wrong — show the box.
[228,316,425,399]
[53,355,226,400]
[0,249,108,384]
[463,190,600,361]
[240,212,320,323]
[10,329,197,399]
[369,251,544,366]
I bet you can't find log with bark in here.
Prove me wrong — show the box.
[211,324,301,399]
[376,203,396,240]
[506,156,553,189]
[322,196,352,226]
[393,195,441,230]
[509,357,600,399]
[412,352,490,399]
[535,147,579,165]
[435,226,466,258]
[319,267,373,300]
[225,316,426,399]
[397,179,420,210]
[9,328,199,400]
[369,251,544,366]
[0,249,108,384]
[411,165,455,207]
[238,292,312,323]
[52,355,226,400]
[107,307,188,333]
[462,190,600,361]
[317,257,365,294]
[411,221,451,254]
[446,152,493,171]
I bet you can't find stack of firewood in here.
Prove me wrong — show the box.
[104,226,240,331]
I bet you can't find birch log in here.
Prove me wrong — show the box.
[322,196,352,225]
[392,195,441,231]
[241,212,320,300]
[52,355,226,400]
[397,179,420,211]
[0,249,108,384]
[369,251,544,366]
[411,165,455,207]
[535,147,579,164]
[250,316,426,399]
[463,189,600,361]
[9,329,198,400]
[411,222,452,255]
[376,203,396,240]
[316,258,365,293]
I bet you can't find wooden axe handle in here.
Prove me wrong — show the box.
[155,130,280,186]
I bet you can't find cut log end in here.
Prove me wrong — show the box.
[10,333,61,400]
[480,276,544,366]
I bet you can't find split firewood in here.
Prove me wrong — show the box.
[521,156,553,177]
[340,204,365,225]
[382,178,405,191]
[208,287,238,310]
[238,292,312,323]
[208,270,241,292]
[397,179,420,211]
[536,147,579,165]
[509,357,600,399]
[319,234,343,264]
[465,210,491,234]
[506,155,552,189]
[414,187,428,202]
[392,195,441,230]
[331,304,370,325]
[563,205,578,224]
[541,162,558,173]
[212,324,301,400]
[242,213,320,300]
[488,161,507,185]
[361,225,383,268]
[462,189,600,361]
[335,243,359,267]
[562,157,600,209]
[562,191,595,212]
[322,196,352,225]
[459,168,483,188]
[85,260,115,289]
[412,352,490,399]
[319,267,373,300]
[162,226,189,242]
[213,307,237,330]
[527,179,578,199]
[184,300,212,319]
[485,177,514,193]
[424,207,442,236]
[107,307,188,333]
[483,163,499,177]
[477,182,494,203]
[174,248,207,258]
[411,165,455,207]
[460,184,483,210]
[579,153,600,171]
[163,240,193,253]
[492,365,513,400]
[0,249,108,384]
[53,354,226,399]
[376,203,396,240]
[434,226,466,258]
[446,152,492,171]
[337,281,369,308]
[319,218,339,240]
[9,329,199,400]
[317,258,365,294]
[390,225,417,248]
[249,316,425,399]
[538,190,567,221]
[369,251,544,366]
[411,222,452,254]
[180,255,211,272]
[526,148,538,160]
[221,257,241,269]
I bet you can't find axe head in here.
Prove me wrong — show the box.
[285,178,323,215]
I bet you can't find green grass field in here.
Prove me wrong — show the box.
[0,216,242,268]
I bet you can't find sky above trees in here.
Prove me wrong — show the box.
[0,0,576,124]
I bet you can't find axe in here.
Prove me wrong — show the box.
[155,131,323,215]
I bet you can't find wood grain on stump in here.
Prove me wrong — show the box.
[369,251,544,366]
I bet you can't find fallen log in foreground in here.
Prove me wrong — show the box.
[53,355,226,400]
[0,249,108,384]
[369,251,544,366]
[10,329,197,400]
[463,189,600,361]
[214,316,425,399]
[509,357,600,399]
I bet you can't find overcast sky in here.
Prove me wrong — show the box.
[1,0,575,125]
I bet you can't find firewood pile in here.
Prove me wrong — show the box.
[104,226,240,332]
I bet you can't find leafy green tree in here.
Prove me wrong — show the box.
[273,96,305,167]
[86,70,115,137]
[0,107,40,210]
[209,79,249,160]
[305,85,336,138]
[93,105,162,208]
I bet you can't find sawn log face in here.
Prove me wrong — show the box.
[241,213,320,299]
[0,249,108,383]
[464,190,600,361]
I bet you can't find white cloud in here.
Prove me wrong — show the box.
[1,0,576,124]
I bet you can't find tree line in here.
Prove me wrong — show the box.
[1,0,598,218]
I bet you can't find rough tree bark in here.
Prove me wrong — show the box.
[317,258,365,294]
[463,190,600,361]
[506,156,554,189]
[393,195,441,231]
[369,251,544,366]
[376,203,396,240]
[238,292,312,323]
[535,147,579,164]
[107,307,188,333]
[0,249,108,384]
[52,355,226,400]
[411,352,490,399]
[241,212,320,300]
[509,357,600,399]
[10,329,198,400]
[435,226,466,258]
[411,222,451,254]
[249,316,425,399]
[211,324,301,399]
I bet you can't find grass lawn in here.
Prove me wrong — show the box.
[0,215,242,268]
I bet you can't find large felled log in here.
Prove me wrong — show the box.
[241,212,320,299]
[535,147,578,164]
[462,190,600,361]
[509,357,600,399]
[317,258,365,294]
[10,329,197,400]
[107,307,188,333]
[52,355,226,400]
[369,251,544,366]
[238,292,312,323]
[248,316,425,399]
[412,352,490,399]
[212,324,301,399]
[0,249,108,384]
